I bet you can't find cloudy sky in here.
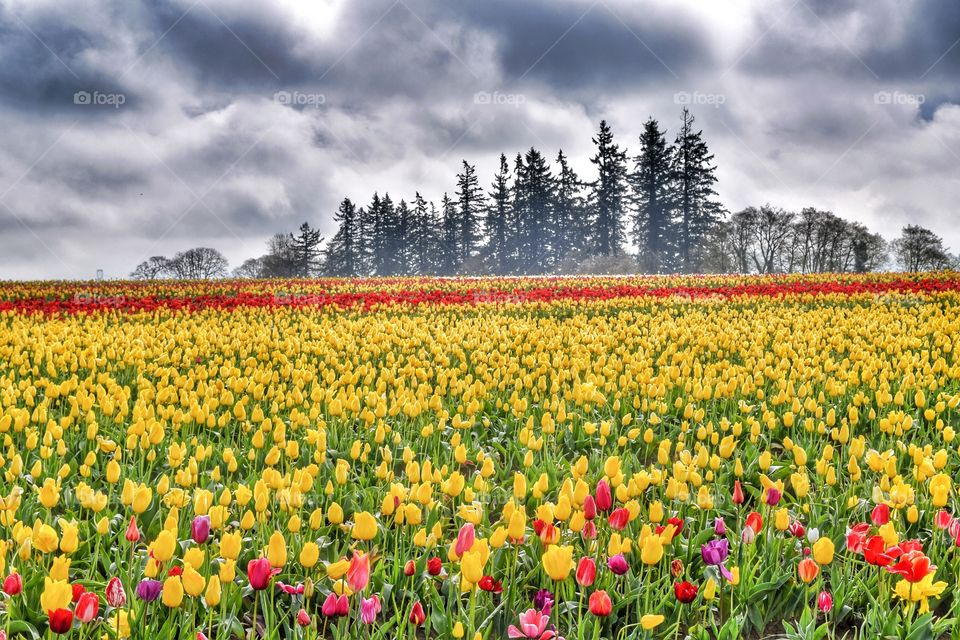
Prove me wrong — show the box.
[1,0,958,279]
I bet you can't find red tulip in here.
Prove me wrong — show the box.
[845,523,870,553]
[575,557,596,587]
[595,480,612,512]
[404,559,416,576]
[2,573,22,596]
[608,508,629,530]
[863,535,898,567]
[581,521,597,540]
[48,609,73,635]
[670,558,684,577]
[409,601,426,626]
[871,504,890,526]
[934,510,953,530]
[588,590,612,616]
[478,575,503,593]
[71,583,85,602]
[887,550,936,583]
[674,581,698,603]
[427,557,442,576]
[105,577,126,608]
[247,557,273,590]
[583,495,597,521]
[125,516,140,542]
[75,592,100,623]
[732,480,745,505]
[789,521,805,538]
[745,512,763,534]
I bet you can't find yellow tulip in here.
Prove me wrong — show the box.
[542,545,574,581]
[641,614,665,630]
[162,576,184,608]
[300,542,319,568]
[351,511,378,541]
[812,537,835,565]
[153,530,177,563]
[267,531,287,568]
[40,578,72,612]
[182,565,205,597]
[205,576,222,606]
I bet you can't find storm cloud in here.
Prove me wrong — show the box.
[0,0,957,278]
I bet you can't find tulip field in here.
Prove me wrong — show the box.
[3,272,960,640]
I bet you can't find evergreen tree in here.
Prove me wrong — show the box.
[324,198,362,276]
[408,192,438,275]
[377,193,400,276]
[519,147,553,273]
[486,154,512,274]
[630,118,674,273]
[505,152,527,274]
[288,222,324,277]
[589,120,629,256]
[671,108,724,272]
[456,160,484,268]
[439,192,459,275]
[395,199,412,275]
[359,193,383,276]
[553,149,585,269]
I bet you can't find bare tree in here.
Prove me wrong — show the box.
[727,208,759,273]
[232,257,264,278]
[130,256,170,279]
[751,204,794,274]
[166,247,229,279]
[892,225,955,272]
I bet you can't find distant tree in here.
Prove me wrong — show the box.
[288,222,324,277]
[324,198,362,276]
[672,108,724,272]
[377,194,401,276]
[408,193,439,275]
[395,199,412,275]
[750,204,795,273]
[130,256,170,279]
[485,154,512,274]
[630,118,674,273]
[553,150,585,270]
[518,147,554,273]
[259,234,297,278]
[588,120,629,256]
[232,257,264,279]
[505,152,527,274]
[456,161,484,266]
[166,247,228,279]
[727,208,759,273]
[439,192,459,275]
[851,224,887,272]
[699,222,735,273]
[892,225,955,272]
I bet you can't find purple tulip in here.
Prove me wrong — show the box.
[607,553,629,575]
[135,579,163,602]
[765,488,782,506]
[191,515,211,544]
[701,539,732,580]
[533,589,554,614]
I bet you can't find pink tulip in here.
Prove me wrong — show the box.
[871,504,890,526]
[191,515,211,544]
[607,553,629,575]
[934,510,952,530]
[347,551,370,592]
[247,557,274,591]
[583,495,597,520]
[508,608,555,639]
[455,523,476,556]
[817,590,833,613]
[360,595,381,624]
[296,609,311,627]
[321,593,350,617]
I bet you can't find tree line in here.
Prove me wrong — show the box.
[132,108,957,279]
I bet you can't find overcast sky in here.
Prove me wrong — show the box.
[1,0,958,279]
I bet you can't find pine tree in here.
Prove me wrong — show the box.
[395,199,411,275]
[589,120,629,256]
[630,118,674,273]
[672,108,724,273]
[377,193,400,276]
[520,147,553,273]
[288,222,324,277]
[439,192,459,275]
[553,150,585,269]
[409,192,438,275]
[486,154,512,274]
[324,198,361,276]
[456,161,484,268]
[506,152,527,274]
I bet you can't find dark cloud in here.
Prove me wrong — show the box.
[0,0,957,278]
